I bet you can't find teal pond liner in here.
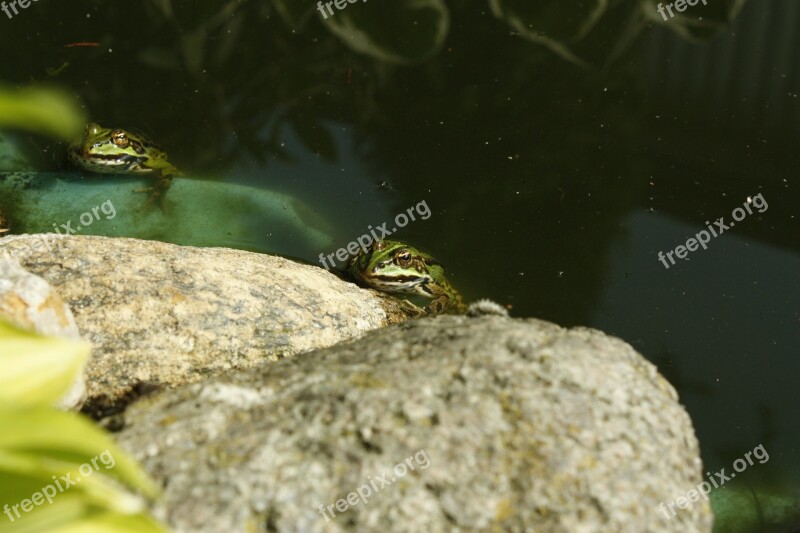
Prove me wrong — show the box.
[0,172,335,260]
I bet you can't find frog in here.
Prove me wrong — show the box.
[68,123,179,206]
[346,239,466,315]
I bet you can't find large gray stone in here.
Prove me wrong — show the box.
[116,316,712,532]
[0,235,414,415]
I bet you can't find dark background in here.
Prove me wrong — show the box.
[1,0,798,529]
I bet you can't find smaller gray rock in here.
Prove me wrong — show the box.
[0,256,85,409]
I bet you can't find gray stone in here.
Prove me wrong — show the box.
[116,316,712,532]
[0,256,85,409]
[0,235,415,415]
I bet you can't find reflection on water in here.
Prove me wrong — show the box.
[595,210,800,488]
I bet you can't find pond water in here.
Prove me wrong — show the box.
[2,0,798,530]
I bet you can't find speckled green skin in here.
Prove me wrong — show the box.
[68,123,179,204]
[346,239,466,315]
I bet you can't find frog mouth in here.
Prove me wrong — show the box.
[71,147,149,172]
[363,272,431,292]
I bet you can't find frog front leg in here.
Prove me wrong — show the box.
[422,283,455,315]
[136,170,174,210]
[424,296,450,315]
[0,208,9,235]
[399,298,427,317]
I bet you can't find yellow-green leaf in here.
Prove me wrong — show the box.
[0,320,90,407]
[0,85,86,142]
[0,406,160,499]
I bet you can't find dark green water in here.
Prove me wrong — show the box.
[2,0,798,530]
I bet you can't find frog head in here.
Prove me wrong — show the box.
[347,239,464,314]
[68,122,177,176]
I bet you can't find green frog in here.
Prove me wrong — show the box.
[68,123,179,205]
[346,239,466,315]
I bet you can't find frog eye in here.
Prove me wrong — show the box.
[86,123,101,138]
[112,130,129,148]
[395,249,413,267]
[374,241,386,251]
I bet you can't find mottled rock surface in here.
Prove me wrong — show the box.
[0,235,415,414]
[0,256,86,409]
[0,256,79,338]
[116,316,712,532]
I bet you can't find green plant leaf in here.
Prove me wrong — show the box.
[0,325,164,531]
[0,489,164,533]
[0,452,149,528]
[322,0,449,63]
[0,406,160,499]
[0,85,86,142]
[0,408,165,531]
[52,512,168,533]
[0,320,90,407]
